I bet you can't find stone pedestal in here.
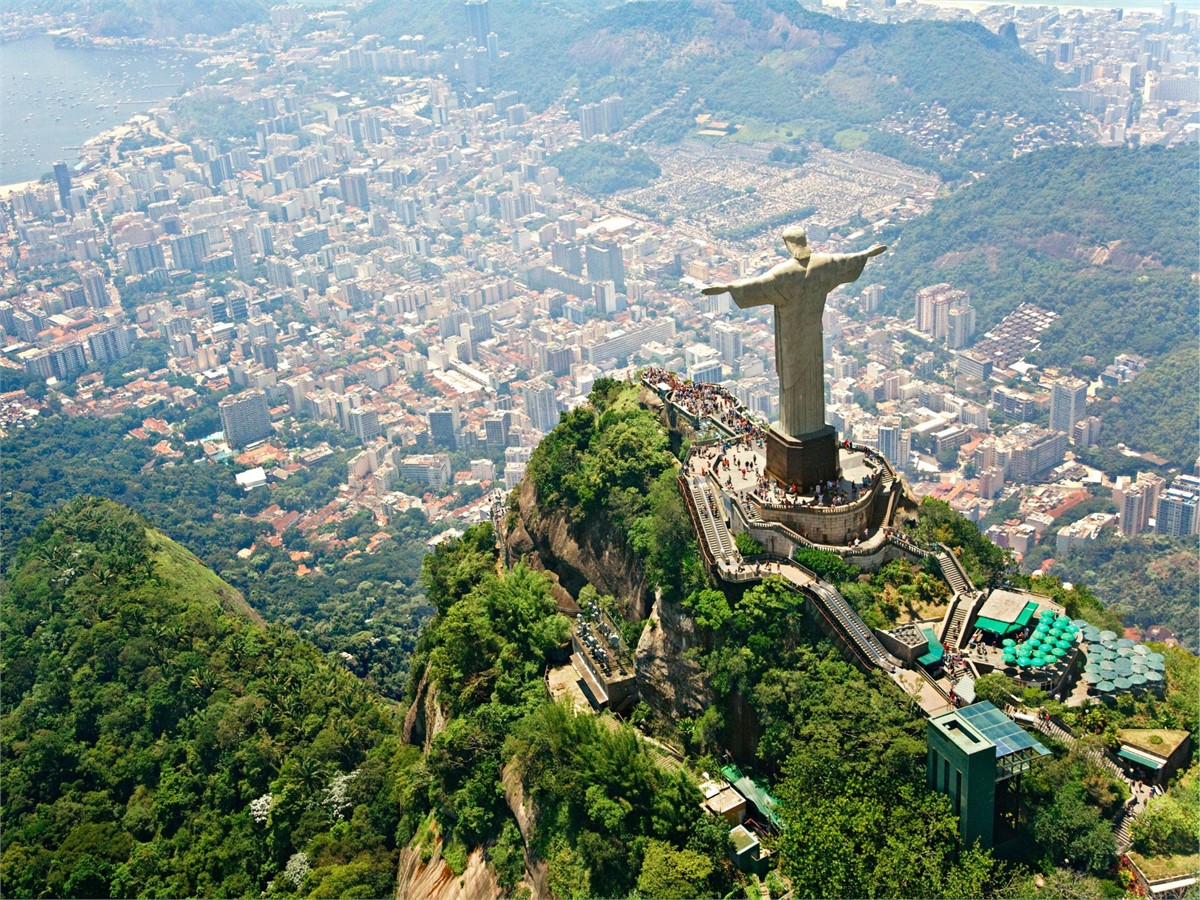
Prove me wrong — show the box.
[765,424,840,489]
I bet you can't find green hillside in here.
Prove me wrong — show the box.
[0,498,414,898]
[356,0,1073,173]
[875,144,1199,468]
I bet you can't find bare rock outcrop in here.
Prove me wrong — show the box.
[401,668,448,752]
[502,762,550,899]
[395,836,502,900]
[635,593,712,720]
[506,476,649,619]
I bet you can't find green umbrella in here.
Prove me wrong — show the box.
[1040,609,1055,619]
[1131,661,1148,673]
[1056,638,1072,649]
[1083,671,1102,683]
[1050,646,1066,658]
[1070,618,1089,628]
[1002,638,1016,648]
[1117,638,1135,648]
[1017,656,1032,667]
[1096,680,1116,692]
[1113,677,1132,691]
[1144,670,1164,682]
[1100,630,1118,641]
[1032,654,1048,667]
[1028,635,1043,647]
[1128,673,1147,687]
[1132,645,1150,657]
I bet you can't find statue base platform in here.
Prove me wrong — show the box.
[766,424,840,489]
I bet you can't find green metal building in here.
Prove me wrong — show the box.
[927,701,1049,848]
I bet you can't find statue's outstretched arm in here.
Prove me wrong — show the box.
[700,266,787,308]
[819,244,887,289]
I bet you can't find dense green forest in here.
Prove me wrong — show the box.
[1048,531,1199,651]
[407,523,736,898]
[525,378,705,603]
[549,143,662,196]
[2,386,1195,897]
[0,412,434,699]
[875,145,1199,469]
[0,498,412,898]
[355,0,1072,172]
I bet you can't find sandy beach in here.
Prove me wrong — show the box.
[0,180,40,198]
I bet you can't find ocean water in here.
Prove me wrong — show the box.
[0,36,203,184]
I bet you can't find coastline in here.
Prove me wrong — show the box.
[0,180,40,198]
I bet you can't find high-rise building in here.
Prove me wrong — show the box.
[348,407,381,444]
[428,407,460,450]
[524,381,560,433]
[877,416,902,467]
[465,0,490,45]
[339,169,370,210]
[1113,473,1164,536]
[860,284,884,316]
[711,321,743,365]
[485,414,510,454]
[87,325,137,366]
[53,161,71,209]
[1156,478,1200,536]
[24,343,88,382]
[81,268,108,309]
[579,103,603,140]
[169,232,211,271]
[915,283,969,340]
[946,304,976,350]
[585,240,625,292]
[219,390,273,449]
[123,242,167,277]
[551,240,583,276]
[600,95,624,133]
[1050,377,1088,437]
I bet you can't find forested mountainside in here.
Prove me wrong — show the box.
[356,0,1074,175]
[2,384,1197,898]
[0,498,411,898]
[877,144,1199,470]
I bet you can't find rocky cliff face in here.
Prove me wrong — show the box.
[401,667,448,752]
[634,593,712,721]
[395,837,502,900]
[505,476,650,620]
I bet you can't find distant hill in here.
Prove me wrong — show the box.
[356,0,1074,174]
[0,0,266,37]
[874,144,1198,468]
[0,497,407,899]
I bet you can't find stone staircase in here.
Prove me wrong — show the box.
[937,549,972,597]
[1029,715,1124,779]
[1018,711,1138,850]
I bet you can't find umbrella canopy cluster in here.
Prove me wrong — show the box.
[1001,610,1079,670]
[1076,621,1166,695]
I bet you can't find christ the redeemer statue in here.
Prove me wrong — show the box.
[702,226,886,439]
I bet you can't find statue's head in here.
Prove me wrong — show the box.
[782,225,811,262]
